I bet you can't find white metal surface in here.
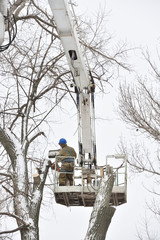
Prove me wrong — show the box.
[0,0,7,16]
[48,0,90,90]
[54,185,126,194]
[0,12,5,45]
[79,93,92,152]
[0,0,7,45]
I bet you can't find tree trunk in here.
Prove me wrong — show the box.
[85,174,116,240]
[20,224,39,240]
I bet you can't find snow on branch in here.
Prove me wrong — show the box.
[0,224,28,235]
[0,172,12,178]
[0,212,27,225]
[0,126,17,164]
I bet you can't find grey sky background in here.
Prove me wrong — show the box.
[38,1,160,239]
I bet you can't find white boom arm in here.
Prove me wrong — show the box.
[0,0,7,45]
[48,0,97,165]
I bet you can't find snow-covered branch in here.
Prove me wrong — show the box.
[0,172,12,179]
[0,126,17,166]
[0,225,28,235]
[0,212,27,225]
[2,185,14,196]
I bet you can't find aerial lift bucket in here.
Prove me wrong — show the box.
[48,152,127,207]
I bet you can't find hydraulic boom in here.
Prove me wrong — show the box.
[48,0,97,166]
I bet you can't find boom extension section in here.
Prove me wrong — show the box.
[48,0,96,165]
[0,0,7,45]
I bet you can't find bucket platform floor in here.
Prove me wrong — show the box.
[54,185,126,207]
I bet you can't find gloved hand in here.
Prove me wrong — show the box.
[51,162,56,170]
[51,162,60,171]
[47,160,52,167]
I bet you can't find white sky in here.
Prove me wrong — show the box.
[38,1,160,240]
[6,1,158,240]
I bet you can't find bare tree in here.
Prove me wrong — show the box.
[0,0,129,239]
[118,50,160,239]
[0,23,68,240]
[0,1,72,238]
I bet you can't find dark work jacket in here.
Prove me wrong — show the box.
[58,145,77,162]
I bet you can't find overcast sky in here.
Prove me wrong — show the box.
[39,1,160,240]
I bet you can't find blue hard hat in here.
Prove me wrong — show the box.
[58,138,67,144]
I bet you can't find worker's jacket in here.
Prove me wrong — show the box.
[58,145,77,162]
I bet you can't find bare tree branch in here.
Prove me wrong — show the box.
[0,225,28,235]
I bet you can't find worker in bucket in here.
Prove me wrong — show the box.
[54,138,77,186]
